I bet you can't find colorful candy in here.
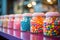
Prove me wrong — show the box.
[3,15,9,28]
[30,13,45,33]
[21,13,32,31]
[43,12,60,36]
[8,14,15,29]
[13,14,22,30]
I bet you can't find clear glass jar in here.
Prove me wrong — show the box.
[3,15,9,28]
[8,14,15,29]
[21,13,32,31]
[43,12,60,36]
[0,16,3,27]
[13,14,22,30]
[30,13,45,33]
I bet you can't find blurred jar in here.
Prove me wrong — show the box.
[13,14,22,30]
[8,14,15,29]
[21,13,32,31]
[3,15,9,28]
[0,16,3,27]
[43,12,60,36]
[30,13,45,33]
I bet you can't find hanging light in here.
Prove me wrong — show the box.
[27,3,32,8]
[31,1,36,6]
[47,0,52,2]
[47,0,53,4]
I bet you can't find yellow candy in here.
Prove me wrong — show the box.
[52,25,54,28]
[54,30,56,32]
[48,31,51,33]
[46,26,48,28]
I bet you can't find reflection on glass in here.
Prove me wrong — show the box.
[21,32,30,40]
[13,30,20,38]
[43,36,60,40]
[7,29,13,35]
[30,34,43,40]
[3,28,7,33]
[0,28,3,32]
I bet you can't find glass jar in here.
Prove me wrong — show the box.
[21,13,32,31]
[43,12,60,36]
[30,13,45,33]
[3,15,9,28]
[0,16,3,27]
[13,14,22,30]
[8,14,15,29]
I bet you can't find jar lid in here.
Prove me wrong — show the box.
[22,13,32,17]
[45,12,60,16]
[15,14,22,17]
[9,14,15,18]
[32,13,45,16]
[4,15,9,18]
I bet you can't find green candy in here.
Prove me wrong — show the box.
[48,25,53,29]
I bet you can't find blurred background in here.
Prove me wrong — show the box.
[0,0,60,15]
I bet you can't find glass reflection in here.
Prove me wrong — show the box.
[30,33,43,40]
[7,29,13,35]
[21,32,30,40]
[3,28,7,33]
[43,36,60,40]
[13,30,20,38]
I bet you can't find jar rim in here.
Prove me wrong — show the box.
[45,12,60,16]
[22,13,32,17]
[32,13,45,16]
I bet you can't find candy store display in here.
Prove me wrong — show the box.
[21,13,32,31]
[3,15,9,28]
[8,14,15,29]
[43,12,60,36]
[30,13,45,33]
[13,14,22,30]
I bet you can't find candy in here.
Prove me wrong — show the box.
[43,12,60,36]
[30,13,45,33]
[21,13,32,31]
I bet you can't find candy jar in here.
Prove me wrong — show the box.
[21,13,32,31]
[30,13,45,33]
[0,16,4,32]
[3,15,9,28]
[8,14,15,29]
[13,14,22,30]
[0,16,4,28]
[13,14,22,38]
[0,16,3,27]
[43,12,60,36]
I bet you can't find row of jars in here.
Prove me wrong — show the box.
[0,12,60,37]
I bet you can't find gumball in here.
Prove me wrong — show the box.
[43,12,60,36]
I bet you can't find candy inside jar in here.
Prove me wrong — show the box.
[21,13,32,31]
[8,14,15,29]
[3,15,9,28]
[13,14,22,30]
[30,13,45,33]
[43,12,60,36]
